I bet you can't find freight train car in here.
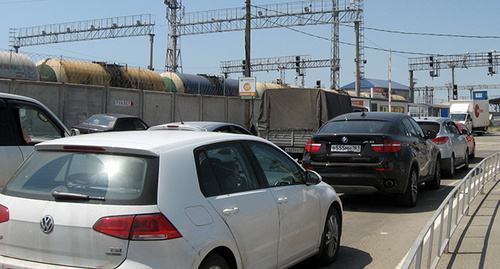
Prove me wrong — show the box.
[0,51,39,81]
[37,59,165,91]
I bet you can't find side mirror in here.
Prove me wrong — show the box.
[426,130,437,139]
[305,170,322,185]
[70,128,81,136]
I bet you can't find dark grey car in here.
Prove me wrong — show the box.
[302,112,441,207]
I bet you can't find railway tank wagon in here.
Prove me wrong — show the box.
[0,51,39,81]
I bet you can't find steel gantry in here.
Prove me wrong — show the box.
[409,51,499,101]
[9,14,156,70]
[164,0,364,90]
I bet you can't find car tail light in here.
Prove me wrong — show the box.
[63,145,106,152]
[371,140,402,152]
[93,214,181,241]
[304,139,321,152]
[431,136,449,145]
[0,205,9,223]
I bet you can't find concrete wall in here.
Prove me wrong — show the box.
[0,79,259,129]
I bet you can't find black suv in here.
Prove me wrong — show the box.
[302,112,441,207]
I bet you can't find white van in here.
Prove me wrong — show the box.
[0,92,70,187]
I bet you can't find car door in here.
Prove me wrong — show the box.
[1,99,67,187]
[0,100,24,187]
[246,142,322,267]
[445,121,468,164]
[196,142,280,269]
[402,118,431,179]
[409,117,435,178]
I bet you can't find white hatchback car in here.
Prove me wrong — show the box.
[0,130,342,269]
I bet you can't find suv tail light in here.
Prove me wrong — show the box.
[371,140,402,152]
[0,205,9,223]
[93,214,181,241]
[304,139,321,152]
[431,136,449,145]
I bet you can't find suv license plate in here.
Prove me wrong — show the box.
[331,144,361,153]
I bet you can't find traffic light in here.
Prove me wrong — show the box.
[453,84,458,100]
[242,60,246,75]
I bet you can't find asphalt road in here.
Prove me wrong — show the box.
[292,131,500,269]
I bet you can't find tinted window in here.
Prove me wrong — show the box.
[319,120,392,134]
[0,107,13,145]
[402,118,418,137]
[196,142,259,196]
[418,122,440,134]
[17,104,63,144]
[409,118,425,138]
[444,121,459,134]
[2,151,159,205]
[248,142,305,186]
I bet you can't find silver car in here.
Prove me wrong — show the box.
[416,117,469,176]
[0,92,71,187]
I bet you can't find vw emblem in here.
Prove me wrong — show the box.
[341,136,348,144]
[40,215,54,234]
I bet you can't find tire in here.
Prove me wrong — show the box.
[397,168,418,207]
[426,158,441,190]
[315,206,342,265]
[462,149,469,170]
[446,155,455,177]
[470,144,476,159]
[199,253,229,269]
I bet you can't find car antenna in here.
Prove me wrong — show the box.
[178,108,184,124]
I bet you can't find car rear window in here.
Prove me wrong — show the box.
[318,120,392,134]
[417,122,440,134]
[2,151,159,205]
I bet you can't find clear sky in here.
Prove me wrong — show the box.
[1,0,499,104]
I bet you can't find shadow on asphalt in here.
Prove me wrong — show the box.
[291,246,372,269]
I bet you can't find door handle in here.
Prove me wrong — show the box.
[277,197,288,204]
[222,207,239,215]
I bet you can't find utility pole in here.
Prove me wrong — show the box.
[244,0,251,129]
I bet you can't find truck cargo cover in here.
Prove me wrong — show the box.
[258,88,352,130]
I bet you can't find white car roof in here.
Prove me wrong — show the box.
[35,130,267,156]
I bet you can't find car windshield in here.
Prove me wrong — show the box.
[449,114,467,121]
[318,120,392,134]
[84,115,117,127]
[2,151,159,205]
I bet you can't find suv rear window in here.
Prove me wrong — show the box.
[2,151,159,205]
[319,120,392,134]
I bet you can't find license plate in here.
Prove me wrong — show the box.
[331,144,361,153]
[284,147,304,153]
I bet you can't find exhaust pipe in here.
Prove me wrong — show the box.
[384,180,395,188]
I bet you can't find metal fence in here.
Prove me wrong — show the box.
[401,153,500,269]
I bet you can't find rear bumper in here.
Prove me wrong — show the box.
[303,163,408,194]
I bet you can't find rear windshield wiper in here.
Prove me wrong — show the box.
[52,190,105,201]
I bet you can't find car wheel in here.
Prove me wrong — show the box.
[470,144,476,158]
[462,149,469,170]
[397,168,418,207]
[446,155,455,177]
[199,253,229,269]
[426,158,441,190]
[315,206,341,265]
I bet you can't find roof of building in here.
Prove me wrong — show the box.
[340,78,410,90]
